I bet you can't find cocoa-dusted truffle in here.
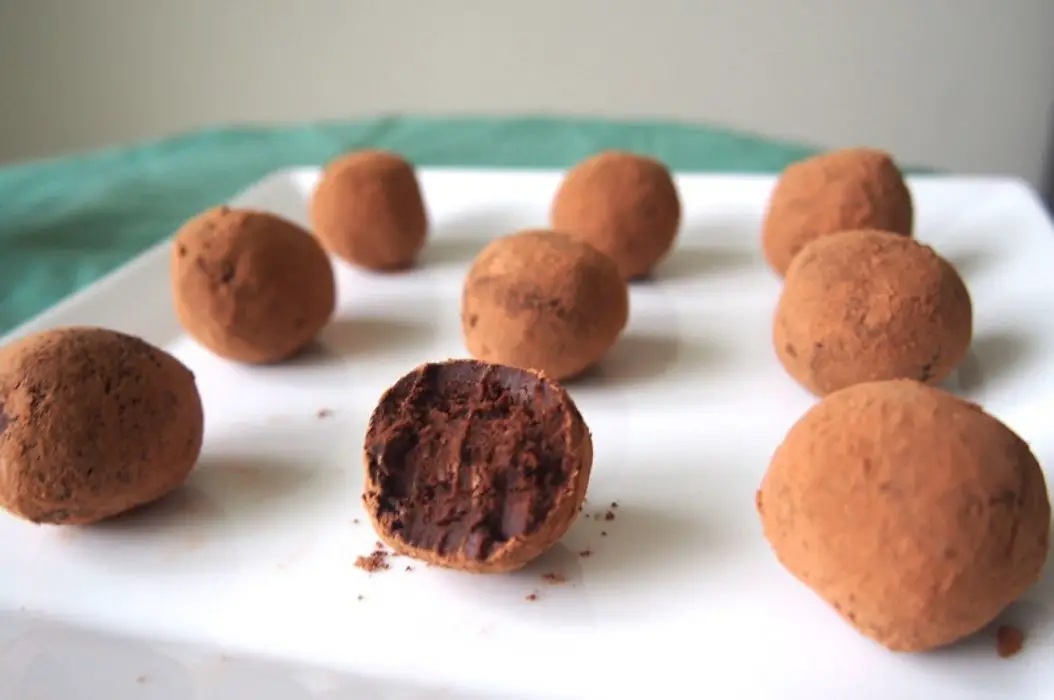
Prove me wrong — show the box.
[170,206,336,365]
[461,229,629,381]
[362,359,593,573]
[757,379,1051,652]
[0,327,205,525]
[774,229,971,397]
[309,149,428,271]
[761,147,913,277]
[550,150,681,279]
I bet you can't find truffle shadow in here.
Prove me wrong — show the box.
[66,454,346,568]
[421,208,525,267]
[571,332,712,388]
[952,330,1034,394]
[651,245,758,283]
[308,316,436,360]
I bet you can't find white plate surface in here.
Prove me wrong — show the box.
[1,168,1053,700]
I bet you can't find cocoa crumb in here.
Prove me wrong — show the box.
[525,593,538,601]
[405,565,414,572]
[611,501,619,509]
[355,550,390,572]
[542,572,566,584]
[579,549,593,558]
[604,511,615,521]
[357,594,364,601]
[375,540,384,548]
[317,408,333,418]
[996,625,1024,658]
[352,518,360,524]
[600,531,608,537]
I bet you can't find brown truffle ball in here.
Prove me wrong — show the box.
[774,229,971,397]
[171,206,336,365]
[761,147,913,277]
[309,149,428,271]
[550,150,681,279]
[0,327,205,525]
[362,359,593,573]
[461,229,629,381]
[757,379,1051,652]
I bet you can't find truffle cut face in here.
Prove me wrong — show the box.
[170,206,336,365]
[774,229,972,396]
[461,229,629,381]
[309,149,428,271]
[0,326,205,525]
[761,147,913,277]
[550,150,681,279]
[758,379,1051,652]
[363,360,592,573]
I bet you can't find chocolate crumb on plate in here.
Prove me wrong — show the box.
[604,511,615,521]
[542,572,567,585]
[579,549,593,558]
[317,408,334,418]
[355,550,390,572]
[996,625,1025,658]
[526,593,538,602]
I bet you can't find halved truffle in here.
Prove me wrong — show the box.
[774,229,972,396]
[310,149,428,271]
[550,150,681,279]
[0,327,205,525]
[461,229,629,381]
[757,379,1051,652]
[761,147,913,277]
[362,359,593,573]
[170,206,337,365]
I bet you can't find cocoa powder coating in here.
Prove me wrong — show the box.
[171,206,336,365]
[362,359,593,573]
[758,379,1051,653]
[0,327,205,525]
[310,149,428,271]
[461,229,629,381]
[550,150,681,279]
[761,147,913,277]
[774,229,972,397]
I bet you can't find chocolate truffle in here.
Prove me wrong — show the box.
[171,206,336,365]
[774,229,971,397]
[757,379,1051,652]
[761,147,913,277]
[550,150,681,279]
[461,229,629,381]
[309,149,428,271]
[362,359,593,573]
[0,327,205,525]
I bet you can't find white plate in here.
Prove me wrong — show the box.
[1,168,1052,700]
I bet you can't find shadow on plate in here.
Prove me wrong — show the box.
[569,332,716,389]
[303,316,435,360]
[649,245,758,283]
[941,247,999,279]
[60,454,347,568]
[420,207,526,267]
[448,503,711,623]
[953,329,1034,394]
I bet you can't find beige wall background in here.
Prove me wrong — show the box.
[1,0,1053,197]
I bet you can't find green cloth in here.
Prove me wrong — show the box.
[0,115,828,335]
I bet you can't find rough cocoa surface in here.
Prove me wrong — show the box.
[758,379,1051,653]
[362,359,593,573]
[461,229,629,381]
[0,327,204,525]
[761,147,913,277]
[774,229,972,397]
[170,206,336,364]
[310,149,428,271]
[550,150,681,279]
